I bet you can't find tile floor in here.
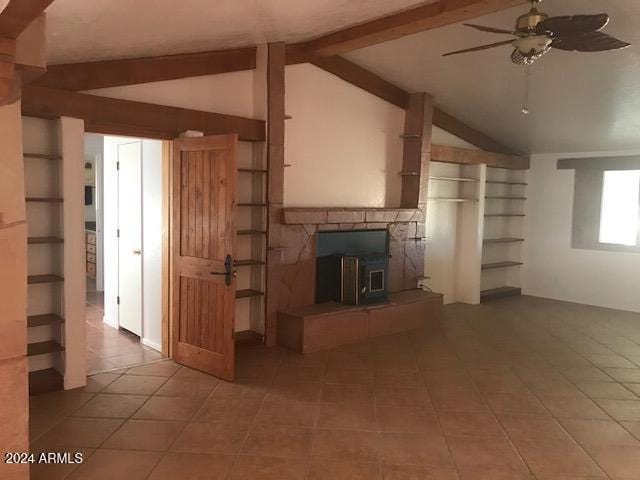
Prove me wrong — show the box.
[29,296,640,479]
[85,288,163,375]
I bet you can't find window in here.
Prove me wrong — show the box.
[599,170,640,246]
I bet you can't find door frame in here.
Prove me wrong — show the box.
[91,133,172,356]
[83,129,239,361]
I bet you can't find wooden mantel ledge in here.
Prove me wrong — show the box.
[282,207,423,225]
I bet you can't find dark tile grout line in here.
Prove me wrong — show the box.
[439,299,621,479]
[28,302,640,480]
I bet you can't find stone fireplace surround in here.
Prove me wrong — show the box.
[275,207,428,313]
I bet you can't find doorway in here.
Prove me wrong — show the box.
[83,134,167,374]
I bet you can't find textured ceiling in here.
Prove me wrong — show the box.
[44,0,424,63]
[346,0,640,154]
[44,0,640,155]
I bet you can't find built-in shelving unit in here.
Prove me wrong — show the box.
[483,237,524,244]
[27,314,64,328]
[27,341,65,357]
[25,197,64,203]
[481,166,527,302]
[428,197,478,203]
[24,117,68,393]
[236,289,265,299]
[234,142,267,346]
[481,261,524,270]
[424,161,483,304]
[429,176,478,183]
[27,274,64,284]
[235,259,266,267]
[28,236,64,244]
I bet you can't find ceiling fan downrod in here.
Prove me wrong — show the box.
[521,66,531,115]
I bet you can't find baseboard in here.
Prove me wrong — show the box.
[141,337,162,352]
[102,315,118,329]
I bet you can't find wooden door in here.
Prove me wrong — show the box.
[171,134,237,381]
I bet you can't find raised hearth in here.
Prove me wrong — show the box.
[277,289,443,353]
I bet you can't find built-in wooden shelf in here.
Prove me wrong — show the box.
[481,261,524,270]
[27,340,64,357]
[486,180,527,185]
[26,197,63,203]
[484,213,525,217]
[235,259,265,267]
[29,368,63,395]
[399,171,418,176]
[238,203,267,207]
[485,196,527,200]
[481,286,521,302]
[483,237,525,244]
[429,176,478,182]
[24,153,62,160]
[428,197,477,203]
[237,230,267,236]
[399,133,422,139]
[28,236,64,245]
[236,289,264,299]
[27,314,64,328]
[238,168,268,173]
[235,329,264,347]
[27,274,64,284]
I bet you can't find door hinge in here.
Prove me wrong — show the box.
[116,161,120,170]
[117,296,120,305]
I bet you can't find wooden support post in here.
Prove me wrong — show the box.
[400,93,426,208]
[0,99,29,480]
[265,42,285,347]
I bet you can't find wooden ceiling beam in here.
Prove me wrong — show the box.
[34,46,257,91]
[431,144,528,169]
[309,54,410,110]
[432,107,515,155]
[295,0,527,57]
[0,0,53,38]
[21,86,265,141]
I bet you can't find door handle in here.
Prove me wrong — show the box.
[210,254,236,286]
[133,249,141,255]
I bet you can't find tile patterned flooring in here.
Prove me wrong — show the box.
[29,296,640,479]
[85,291,163,375]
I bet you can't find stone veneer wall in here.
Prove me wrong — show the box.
[275,207,426,312]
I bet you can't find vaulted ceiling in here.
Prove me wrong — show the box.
[45,0,640,155]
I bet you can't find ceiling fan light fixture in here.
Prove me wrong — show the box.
[513,35,552,55]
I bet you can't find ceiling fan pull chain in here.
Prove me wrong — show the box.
[521,65,531,115]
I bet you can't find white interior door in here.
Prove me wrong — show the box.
[117,141,143,336]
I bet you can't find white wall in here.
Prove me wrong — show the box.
[284,63,405,208]
[524,151,640,313]
[87,71,255,118]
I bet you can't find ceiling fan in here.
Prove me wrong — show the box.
[443,0,630,65]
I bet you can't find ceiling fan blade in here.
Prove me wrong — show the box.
[510,49,526,65]
[551,31,630,52]
[537,14,609,36]
[443,40,513,57]
[464,23,514,35]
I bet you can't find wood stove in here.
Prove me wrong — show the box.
[316,229,389,305]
